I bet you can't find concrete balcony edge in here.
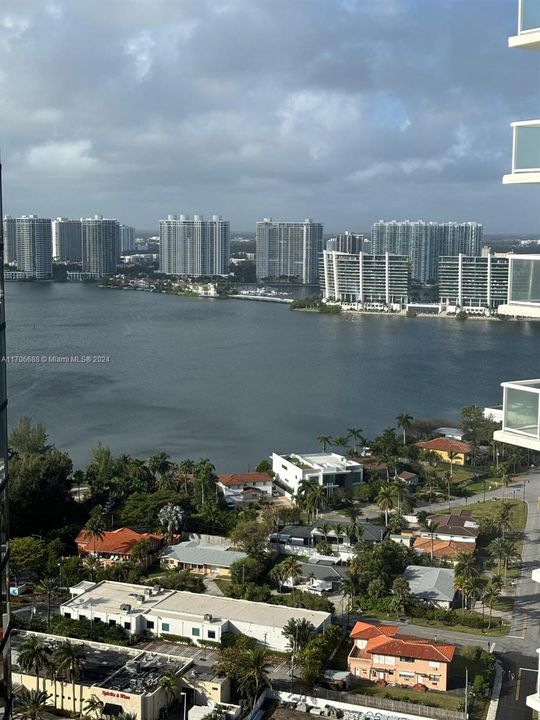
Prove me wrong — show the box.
[509,30,540,51]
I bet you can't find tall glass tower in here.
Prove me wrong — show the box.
[0,163,11,718]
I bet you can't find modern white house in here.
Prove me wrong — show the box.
[493,379,540,452]
[271,452,363,499]
[61,580,331,651]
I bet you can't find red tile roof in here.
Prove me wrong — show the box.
[350,621,455,663]
[75,527,163,556]
[413,537,476,559]
[218,472,272,487]
[416,438,472,454]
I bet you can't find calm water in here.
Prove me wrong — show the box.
[4,282,540,472]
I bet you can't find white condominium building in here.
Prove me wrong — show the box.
[81,215,120,278]
[438,254,509,313]
[120,224,136,252]
[321,250,409,309]
[16,215,52,279]
[326,231,366,254]
[52,218,82,262]
[256,218,324,284]
[159,214,230,277]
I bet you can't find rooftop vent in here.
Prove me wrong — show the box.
[203,613,213,622]
[120,603,132,613]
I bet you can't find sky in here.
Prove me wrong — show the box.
[1,0,539,233]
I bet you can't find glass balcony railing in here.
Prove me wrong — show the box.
[520,0,540,33]
[503,121,540,183]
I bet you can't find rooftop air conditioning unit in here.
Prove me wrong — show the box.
[203,614,212,622]
[144,588,151,596]
[135,594,145,603]
[152,585,161,594]
[120,604,132,613]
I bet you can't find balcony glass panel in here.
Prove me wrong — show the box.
[510,258,540,303]
[504,387,539,437]
[521,0,540,32]
[514,125,540,172]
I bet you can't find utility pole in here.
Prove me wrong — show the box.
[465,666,469,718]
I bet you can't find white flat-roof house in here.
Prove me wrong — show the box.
[61,580,330,651]
[493,379,540,452]
[271,452,363,499]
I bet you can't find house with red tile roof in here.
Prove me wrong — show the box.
[415,437,472,465]
[348,621,455,691]
[413,536,476,561]
[75,527,165,566]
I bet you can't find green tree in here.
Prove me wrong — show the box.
[158,669,179,712]
[147,451,172,482]
[17,636,50,691]
[10,537,48,583]
[130,539,155,568]
[15,688,51,720]
[396,413,413,445]
[279,556,303,592]
[229,519,270,558]
[83,695,104,719]
[282,618,315,654]
[158,503,184,542]
[53,640,85,714]
[390,577,412,615]
[482,582,501,629]
[346,427,364,454]
[316,435,332,452]
[36,577,60,630]
[9,416,50,455]
[376,485,395,526]
[230,557,265,586]
[83,505,106,556]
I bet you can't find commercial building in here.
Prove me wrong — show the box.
[217,472,273,506]
[161,541,247,576]
[438,254,509,314]
[61,580,330,651]
[271,452,363,499]
[159,214,230,277]
[52,218,82,262]
[403,566,456,610]
[347,621,455,691]
[120,224,136,252]
[81,216,120,277]
[12,632,236,720]
[326,232,366,254]
[75,528,165,566]
[2,216,16,264]
[0,165,11,717]
[321,251,410,310]
[497,255,540,318]
[256,218,323,284]
[371,220,483,283]
[16,215,53,279]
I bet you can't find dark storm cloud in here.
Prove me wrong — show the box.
[0,0,538,231]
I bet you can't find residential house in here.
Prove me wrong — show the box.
[413,537,476,562]
[269,521,384,557]
[434,427,465,441]
[415,437,472,465]
[217,472,273,506]
[403,565,456,609]
[420,510,479,544]
[161,541,247,576]
[271,451,363,499]
[284,562,347,594]
[75,527,164,566]
[395,470,419,486]
[347,621,455,691]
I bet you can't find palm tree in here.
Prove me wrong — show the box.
[53,641,85,715]
[15,688,51,720]
[147,451,171,482]
[390,577,411,615]
[83,507,106,557]
[269,564,287,594]
[376,485,395,527]
[454,552,479,581]
[282,618,315,654]
[18,636,50,691]
[83,695,104,719]
[158,503,185,543]
[446,450,458,481]
[495,501,513,538]
[333,435,349,451]
[497,467,511,501]
[488,536,516,580]
[317,522,332,543]
[346,427,364,455]
[280,556,302,592]
[158,669,179,712]
[332,523,345,545]
[343,523,357,546]
[424,521,439,562]
[238,648,272,709]
[83,554,102,582]
[316,435,332,452]
[36,577,60,630]
[396,413,413,445]
[177,458,195,493]
[482,582,501,629]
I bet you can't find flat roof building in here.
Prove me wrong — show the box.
[271,451,363,500]
[61,580,330,651]
[438,253,509,314]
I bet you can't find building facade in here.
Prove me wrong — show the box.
[0,166,11,718]
[496,255,540,318]
[159,215,230,277]
[120,225,136,253]
[81,216,120,277]
[16,216,52,279]
[256,218,323,284]
[438,254,509,313]
[326,232,366,254]
[321,250,409,309]
[2,217,16,265]
[371,220,483,283]
[52,218,82,262]
[271,452,363,499]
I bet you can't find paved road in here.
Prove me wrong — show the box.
[496,651,536,720]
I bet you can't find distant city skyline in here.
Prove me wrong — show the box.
[1,1,539,233]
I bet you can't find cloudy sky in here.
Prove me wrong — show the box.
[1,0,538,232]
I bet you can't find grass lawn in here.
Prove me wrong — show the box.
[409,616,509,637]
[350,679,462,711]
[444,498,527,531]
[213,577,233,593]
